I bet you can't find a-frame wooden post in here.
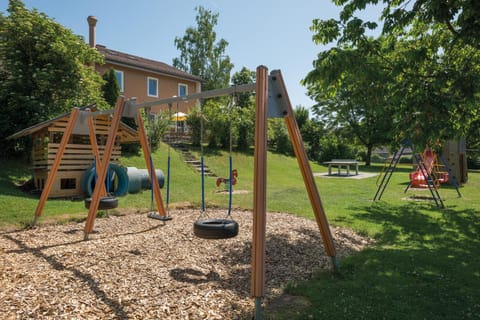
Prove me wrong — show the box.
[136,109,167,218]
[87,110,107,197]
[251,66,269,313]
[33,108,80,226]
[272,70,338,265]
[251,68,338,319]
[84,98,125,239]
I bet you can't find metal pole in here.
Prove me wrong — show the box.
[255,297,262,320]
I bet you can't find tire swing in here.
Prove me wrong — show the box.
[193,95,239,240]
[84,115,118,211]
[84,195,118,210]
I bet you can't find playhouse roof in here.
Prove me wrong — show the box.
[7,104,138,142]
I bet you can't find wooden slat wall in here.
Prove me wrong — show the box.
[33,143,121,171]
[44,116,137,142]
[27,113,137,198]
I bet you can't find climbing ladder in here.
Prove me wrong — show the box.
[373,143,410,201]
[407,153,445,208]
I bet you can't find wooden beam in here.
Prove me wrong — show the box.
[33,108,80,226]
[251,65,269,298]
[136,110,167,217]
[273,70,337,261]
[87,111,107,197]
[84,98,125,238]
[134,83,256,110]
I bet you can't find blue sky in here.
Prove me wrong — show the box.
[1,0,383,110]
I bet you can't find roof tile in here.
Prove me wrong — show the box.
[96,45,203,83]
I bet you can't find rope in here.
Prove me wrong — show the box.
[200,102,206,213]
[227,94,235,218]
[166,103,173,210]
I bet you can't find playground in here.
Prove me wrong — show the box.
[1,66,479,318]
[0,209,371,319]
[1,150,479,318]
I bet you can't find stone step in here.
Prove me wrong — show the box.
[170,144,216,177]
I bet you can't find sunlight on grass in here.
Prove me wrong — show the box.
[1,146,479,319]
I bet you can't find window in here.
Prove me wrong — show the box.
[60,178,76,190]
[148,77,158,97]
[178,83,188,97]
[114,70,124,92]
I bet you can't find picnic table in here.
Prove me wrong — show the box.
[323,159,359,176]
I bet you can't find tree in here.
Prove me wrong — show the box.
[186,106,202,147]
[100,68,140,155]
[146,111,169,152]
[307,0,480,151]
[102,68,119,107]
[330,0,480,48]
[294,105,309,131]
[304,37,395,165]
[231,67,256,150]
[203,99,230,148]
[231,67,256,108]
[0,0,107,157]
[173,6,234,91]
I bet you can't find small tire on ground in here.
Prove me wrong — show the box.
[193,219,239,239]
[84,196,119,210]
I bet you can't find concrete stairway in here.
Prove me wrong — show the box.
[175,145,216,177]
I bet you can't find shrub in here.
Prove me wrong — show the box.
[268,119,293,155]
[185,107,202,147]
[146,111,169,152]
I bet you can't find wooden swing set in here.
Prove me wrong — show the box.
[32,66,337,319]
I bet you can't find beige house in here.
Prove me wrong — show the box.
[87,16,202,114]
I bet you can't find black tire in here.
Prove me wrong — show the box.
[193,219,239,239]
[84,196,119,210]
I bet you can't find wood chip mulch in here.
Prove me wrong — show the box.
[0,209,373,319]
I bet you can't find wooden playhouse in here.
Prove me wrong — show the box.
[8,105,138,198]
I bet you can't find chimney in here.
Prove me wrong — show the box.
[87,16,98,48]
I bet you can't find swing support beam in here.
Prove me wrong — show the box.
[32,66,337,320]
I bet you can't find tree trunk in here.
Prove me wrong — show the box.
[365,144,373,166]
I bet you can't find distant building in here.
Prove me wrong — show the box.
[87,16,202,114]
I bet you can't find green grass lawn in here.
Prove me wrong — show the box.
[1,144,479,319]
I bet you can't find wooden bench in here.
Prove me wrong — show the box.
[323,159,359,176]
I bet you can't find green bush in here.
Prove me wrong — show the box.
[186,106,202,147]
[316,136,356,163]
[146,111,169,152]
[268,119,293,155]
[202,100,230,148]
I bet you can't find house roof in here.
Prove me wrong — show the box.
[96,44,203,83]
[7,104,138,142]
